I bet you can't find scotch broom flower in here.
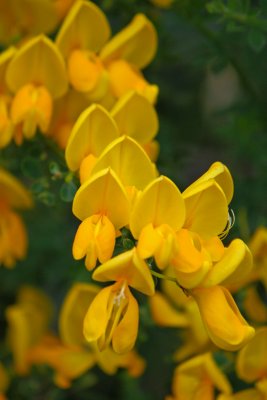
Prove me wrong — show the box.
[130,175,185,269]
[166,352,232,400]
[72,168,130,269]
[6,35,68,143]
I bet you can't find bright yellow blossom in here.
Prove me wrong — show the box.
[6,35,68,143]
[72,168,130,270]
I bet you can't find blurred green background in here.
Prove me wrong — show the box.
[1,0,267,398]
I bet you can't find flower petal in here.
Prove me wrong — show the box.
[149,291,189,327]
[183,179,228,238]
[101,14,157,69]
[92,248,155,296]
[111,91,158,143]
[90,136,157,190]
[0,167,33,209]
[6,35,68,98]
[130,176,185,239]
[183,162,234,204]
[72,168,130,228]
[56,0,110,58]
[202,239,253,287]
[192,286,255,351]
[65,104,119,171]
[59,282,100,346]
[112,286,139,353]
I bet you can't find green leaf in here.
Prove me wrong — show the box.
[206,1,224,14]
[248,29,266,52]
[60,181,77,202]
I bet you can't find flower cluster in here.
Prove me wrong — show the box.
[0,1,264,399]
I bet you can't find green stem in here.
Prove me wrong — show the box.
[150,270,178,284]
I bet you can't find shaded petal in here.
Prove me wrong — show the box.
[65,104,119,171]
[192,286,255,351]
[183,179,228,238]
[130,176,185,239]
[111,91,158,143]
[83,285,113,342]
[149,291,189,327]
[59,282,100,346]
[202,239,253,287]
[6,35,68,98]
[183,162,234,204]
[112,286,139,353]
[92,248,155,296]
[0,167,33,209]
[137,223,162,259]
[172,229,211,289]
[72,168,130,228]
[236,327,267,383]
[56,0,110,58]
[90,136,157,190]
[101,14,157,69]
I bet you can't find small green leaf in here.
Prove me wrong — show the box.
[60,181,77,202]
[248,29,266,52]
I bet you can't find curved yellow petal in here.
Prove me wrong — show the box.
[249,226,267,259]
[243,286,267,323]
[72,168,130,228]
[111,91,158,144]
[83,285,113,343]
[218,389,263,400]
[65,104,119,171]
[183,179,228,238]
[192,286,255,351]
[6,35,68,98]
[183,162,234,204]
[172,229,211,289]
[56,0,110,58]
[112,286,139,353]
[137,223,162,259]
[202,239,253,287]
[236,327,267,383]
[101,14,157,69]
[0,47,16,90]
[59,282,100,346]
[90,136,157,190]
[0,167,33,208]
[92,248,155,296]
[130,176,185,239]
[149,291,189,327]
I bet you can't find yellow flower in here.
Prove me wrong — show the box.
[59,282,145,377]
[130,175,185,269]
[192,285,255,351]
[6,35,68,143]
[65,92,158,179]
[5,286,52,374]
[56,1,157,103]
[167,352,232,400]
[83,281,139,353]
[72,168,130,270]
[0,167,32,268]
